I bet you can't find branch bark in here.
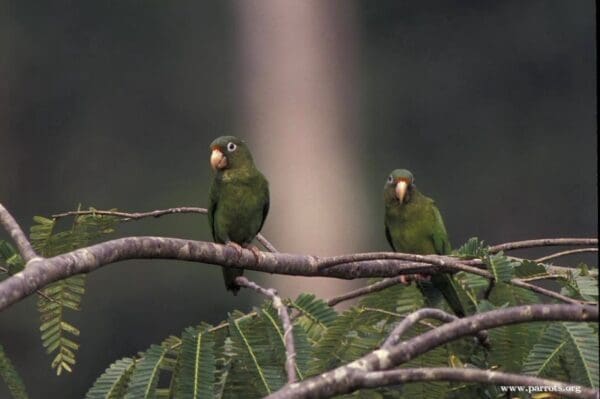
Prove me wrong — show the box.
[355,368,598,399]
[0,204,37,262]
[1,202,596,311]
[535,248,598,263]
[234,276,296,384]
[266,304,598,399]
[489,238,598,253]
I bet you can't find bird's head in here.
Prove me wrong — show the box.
[209,136,255,172]
[384,169,415,204]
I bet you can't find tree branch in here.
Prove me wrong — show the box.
[266,304,598,399]
[325,276,408,306]
[381,308,489,349]
[0,204,37,262]
[234,276,297,384]
[354,368,599,399]
[489,238,598,253]
[51,206,279,253]
[535,248,598,263]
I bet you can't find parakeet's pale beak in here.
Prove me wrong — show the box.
[210,148,228,170]
[396,180,408,203]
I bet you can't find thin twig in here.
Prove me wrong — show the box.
[489,238,598,253]
[0,204,37,262]
[326,276,408,306]
[52,206,280,253]
[510,279,583,304]
[355,368,598,399]
[535,248,598,263]
[234,276,297,384]
[51,207,209,220]
[256,234,278,253]
[382,308,489,349]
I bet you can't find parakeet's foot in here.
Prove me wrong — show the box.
[225,241,244,259]
[413,273,431,282]
[398,275,410,285]
[243,244,262,265]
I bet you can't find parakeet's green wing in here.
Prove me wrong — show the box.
[430,205,451,255]
[384,222,396,252]
[208,180,218,242]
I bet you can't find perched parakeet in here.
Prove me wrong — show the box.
[208,136,269,294]
[383,169,466,317]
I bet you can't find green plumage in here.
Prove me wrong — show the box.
[208,136,269,294]
[383,169,466,317]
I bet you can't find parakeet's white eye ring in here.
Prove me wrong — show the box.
[387,175,394,184]
[227,142,237,152]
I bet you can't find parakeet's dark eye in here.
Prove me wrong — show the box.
[227,142,237,152]
[387,175,393,184]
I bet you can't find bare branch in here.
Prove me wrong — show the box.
[0,265,54,302]
[355,368,599,399]
[381,308,489,349]
[256,233,278,253]
[51,207,209,221]
[234,276,297,384]
[0,235,591,312]
[535,248,598,263]
[325,276,408,306]
[489,238,598,253]
[52,206,280,253]
[266,304,598,399]
[510,278,583,305]
[0,203,37,262]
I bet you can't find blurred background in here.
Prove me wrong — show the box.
[0,1,596,397]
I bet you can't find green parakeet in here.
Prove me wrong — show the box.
[208,136,270,294]
[383,169,466,317]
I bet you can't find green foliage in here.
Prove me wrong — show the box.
[29,211,118,375]
[86,358,136,399]
[454,237,488,258]
[0,241,24,275]
[485,252,515,283]
[124,345,168,399]
[562,322,599,388]
[0,344,29,399]
[289,293,338,343]
[174,325,215,398]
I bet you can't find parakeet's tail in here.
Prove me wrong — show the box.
[222,267,243,295]
[431,273,466,318]
[426,274,491,349]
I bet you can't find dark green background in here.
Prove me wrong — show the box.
[0,1,596,397]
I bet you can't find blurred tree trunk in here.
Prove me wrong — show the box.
[234,0,366,299]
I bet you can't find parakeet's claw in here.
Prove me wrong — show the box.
[225,241,244,259]
[398,275,410,285]
[243,244,263,265]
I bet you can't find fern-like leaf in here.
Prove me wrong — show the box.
[174,326,215,399]
[124,345,168,399]
[0,241,24,275]
[486,252,514,283]
[0,344,29,399]
[454,237,488,258]
[562,322,599,388]
[522,323,566,377]
[289,294,337,344]
[86,358,136,399]
[30,212,118,374]
[225,312,285,396]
